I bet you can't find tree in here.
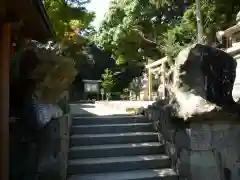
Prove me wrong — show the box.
[93,0,184,93]
[43,0,95,40]
[159,0,240,83]
[128,77,143,100]
[93,0,240,96]
[43,0,101,100]
[195,0,204,43]
[43,0,96,69]
[70,43,116,98]
[94,0,180,61]
[101,69,115,100]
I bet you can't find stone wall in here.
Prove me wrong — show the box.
[10,114,72,180]
[144,103,240,180]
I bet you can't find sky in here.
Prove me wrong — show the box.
[85,0,111,29]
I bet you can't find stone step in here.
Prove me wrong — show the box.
[71,123,153,134]
[69,142,164,159]
[72,115,149,125]
[70,132,158,146]
[68,154,170,174]
[68,168,178,180]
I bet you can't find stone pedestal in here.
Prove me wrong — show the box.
[142,42,240,180]
[10,114,72,180]
[146,104,240,180]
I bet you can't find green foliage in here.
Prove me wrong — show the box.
[128,77,142,95]
[94,0,240,95]
[43,0,97,79]
[43,0,95,58]
[161,0,240,64]
[93,0,189,93]
[60,0,240,97]
[94,0,178,62]
[43,0,95,40]
[183,1,224,42]
[182,0,240,42]
[120,88,130,100]
[41,0,103,101]
[101,69,115,93]
[213,0,240,29]
[162,19,196,63]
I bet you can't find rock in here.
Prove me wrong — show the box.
[165,141,179,170]
[179,149,221,180]
[171,44,238,120]
[159,105,177,142]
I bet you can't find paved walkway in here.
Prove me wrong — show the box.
[95,101,154,111]
[70,103,130,116]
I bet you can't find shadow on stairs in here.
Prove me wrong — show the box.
[67,113,178,180]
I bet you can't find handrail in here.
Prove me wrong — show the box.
[145,56,167,69]
[221,23,240,37]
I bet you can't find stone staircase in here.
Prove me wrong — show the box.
[67,115,178,180]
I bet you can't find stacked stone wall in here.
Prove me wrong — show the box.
[10,115,71,180]
[145,103,240,180]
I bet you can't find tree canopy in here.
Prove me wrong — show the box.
[92,0,191,92]
[43,0,95,40]
[92,0,240,94]
[44,0,240,97]
[43,0,105,80]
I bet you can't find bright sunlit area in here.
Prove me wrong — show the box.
[85,0,111,29]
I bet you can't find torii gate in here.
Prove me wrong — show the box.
[145,56,168,100]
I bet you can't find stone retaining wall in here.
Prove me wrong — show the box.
[144,103,240,180]
[10,115,72,180]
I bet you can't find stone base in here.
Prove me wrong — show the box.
[10,114,72,180]
[146,103,240,180]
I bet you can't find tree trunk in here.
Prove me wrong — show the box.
[195,0,204,44]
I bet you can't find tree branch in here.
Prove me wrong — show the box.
[132,28,158,45]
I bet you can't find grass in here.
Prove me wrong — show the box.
[125,107,138,114]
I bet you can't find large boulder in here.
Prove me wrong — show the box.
[170,44,238,120]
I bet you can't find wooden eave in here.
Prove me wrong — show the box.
[1,0,55,41]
